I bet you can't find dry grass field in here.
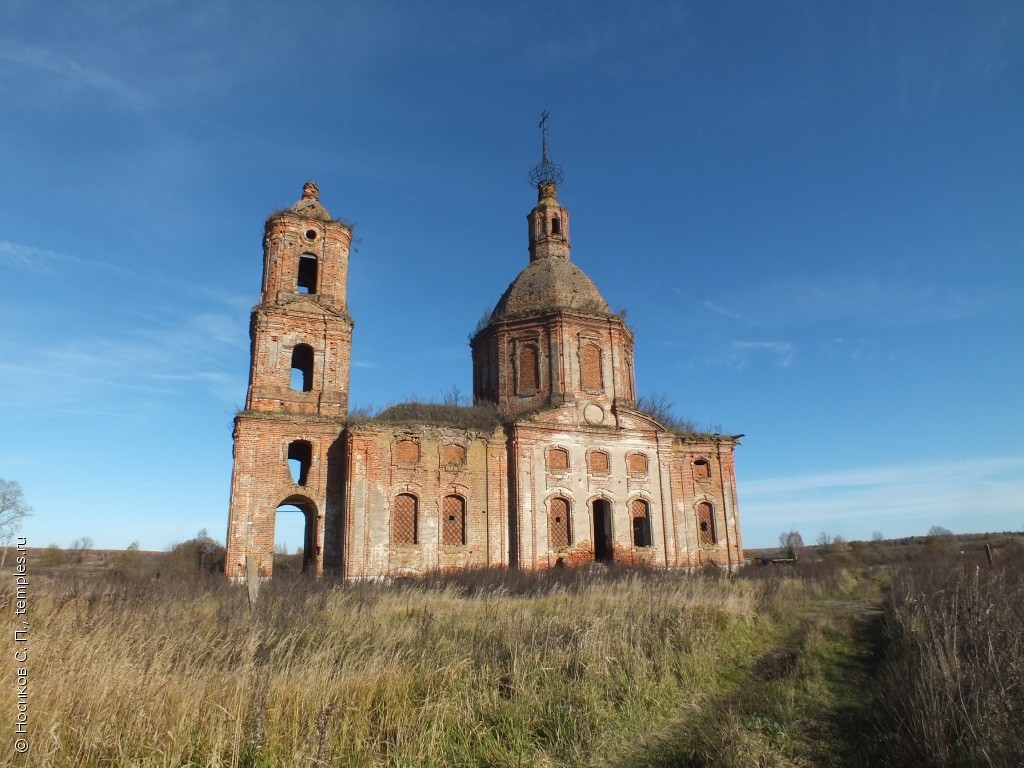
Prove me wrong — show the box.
[3,539,1022,767]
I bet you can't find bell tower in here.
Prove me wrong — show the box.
[246,181,354,417]
[225,182,354,580]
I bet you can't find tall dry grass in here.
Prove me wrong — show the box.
[3,566,808,767]
[876,550,1024,767]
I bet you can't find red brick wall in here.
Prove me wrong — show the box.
[262,214,351,310]
[225,413,343,578]
[470,312,636,418]
[226,189,355,579]
[246,207,353,419]
[580,342,603,391]
[341,424,508,578]
[666,441,743,570]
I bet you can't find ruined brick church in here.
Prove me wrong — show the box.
[225,154,743,579]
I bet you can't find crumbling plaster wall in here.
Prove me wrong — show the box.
[511,418,668,568]
[342,423,509,578]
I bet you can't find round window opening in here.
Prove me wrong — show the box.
[305,229,317,241]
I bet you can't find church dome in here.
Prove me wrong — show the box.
[489,256,611,322]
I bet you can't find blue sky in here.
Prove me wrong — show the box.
[1,1,1021,552]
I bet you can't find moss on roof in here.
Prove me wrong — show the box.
[488,257,611,323]
[365,402,503,431]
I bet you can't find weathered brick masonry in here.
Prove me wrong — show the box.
[225,175,743,579]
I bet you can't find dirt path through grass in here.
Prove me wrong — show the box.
[607,594,886,768]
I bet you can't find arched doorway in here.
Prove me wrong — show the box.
[592,498,613,563]
[275,495,317,575]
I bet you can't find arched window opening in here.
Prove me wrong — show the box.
[297,253,318,294]
[275,499,316,575]
[517,343,540,394]
[287,440,312,486]
[580,344,603,391]
[551,216,561,235]
[587,450,610,473]
[697,502,717,545]
[290,344,314,392]
[395,439,419,464]
[627,452,648,475]
[592,498,613,562]
[392,494,418,545]
[547,447,569,471]
[442,495,466,545]
[694,459,712,480]
[549,497,571,548]
[442,444,466,466]
[631,499,652,547]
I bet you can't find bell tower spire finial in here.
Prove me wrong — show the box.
[526,113,570,262]
[528,111,564,189]
[540,110,551,165]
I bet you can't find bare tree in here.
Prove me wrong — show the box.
[779,530,804,560]
[69,537,94,564]
[928,525,953,538]
[0,479,32,567]
[871,531,885,542]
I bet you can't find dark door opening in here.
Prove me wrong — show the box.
[275,499,317,576]
[593,498,613,562]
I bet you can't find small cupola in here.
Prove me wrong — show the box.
[527,113,570,262]
[290,181,333,221]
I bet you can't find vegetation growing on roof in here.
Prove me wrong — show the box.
[346,385,568,431]
[371,401,503,431]
[266,208,354,229]
[347,388,503,431]
[615,307,636,335]
[635,393,725,440]
[470,308,494,340]
[347,391,727,437]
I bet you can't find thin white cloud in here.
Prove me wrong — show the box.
[699,274,1011,329]
[0,41,149,106]
[0,241,75,274]
[0,311,248,414]
[730,340,794,369]
[0,240,145,281]
[818,336,876,361]
[1,242,252,308]
[533,2,693,64]
[890,5,1024,113]
[746,456,1024,495]
[700,298,753,325]
[742,456,1024,539]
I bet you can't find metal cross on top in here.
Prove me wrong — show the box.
[540,110,550,163]
[529,110,564,187]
